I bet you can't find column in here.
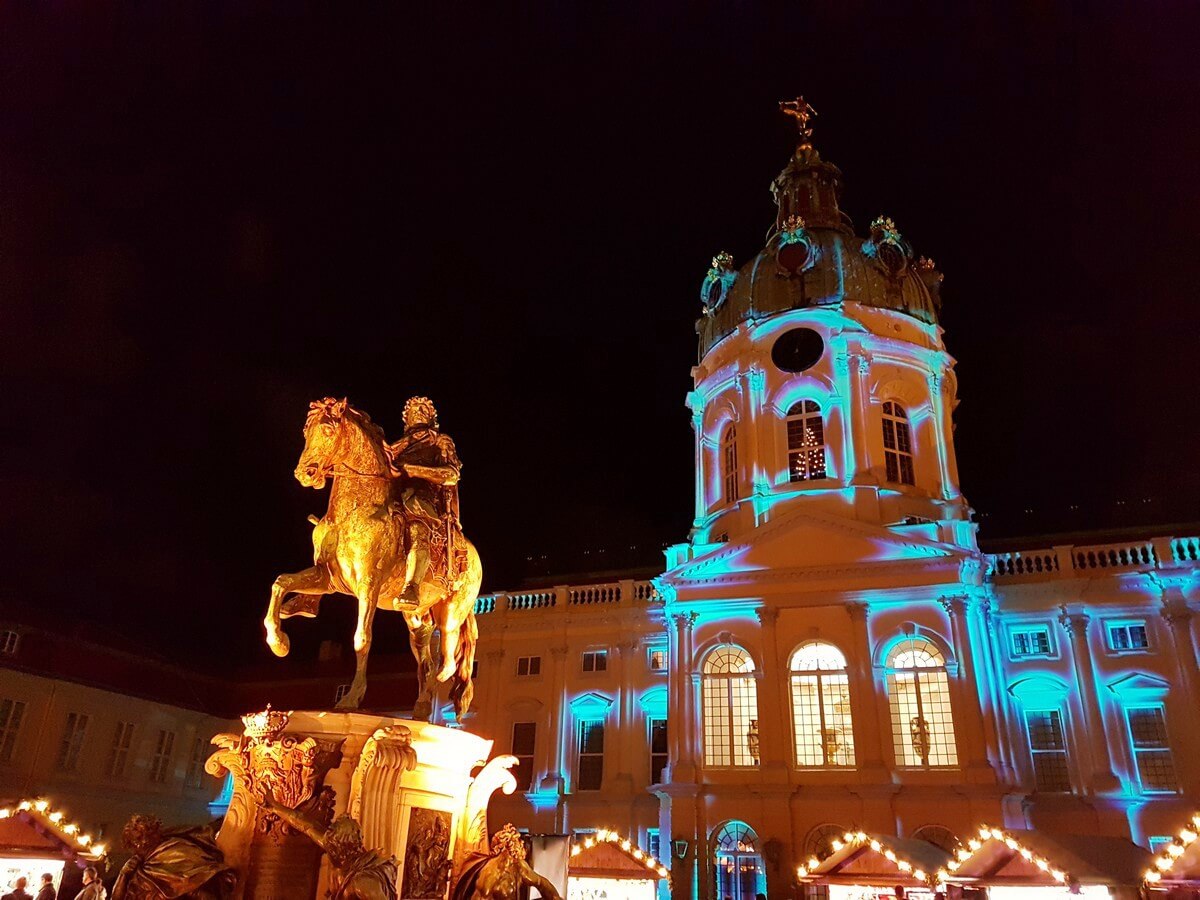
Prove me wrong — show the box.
[670,613,699,783]
[940,595,993,779]
[612,639,639,798]
[927,370,957,501]
[539,643,570,794]
[753,606,790,779]
[746,367,769,495]
[1057,608,1120,791]
[847,351,873,484]
[688,393,706,525]
[846,602,888,777]
[973,600,1020,783]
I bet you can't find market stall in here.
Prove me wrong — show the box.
[1143,811,1200,899]
[567,829,670,900]
[943,826,1149,900]
[796,830,952,900]
[0,797,107,898]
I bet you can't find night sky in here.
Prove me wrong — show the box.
[3,4,1199,668]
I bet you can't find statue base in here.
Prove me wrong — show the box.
[207,709,516,900]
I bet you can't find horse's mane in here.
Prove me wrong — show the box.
[343,406,390,452]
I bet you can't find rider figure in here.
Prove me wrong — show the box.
[388,397,461,606]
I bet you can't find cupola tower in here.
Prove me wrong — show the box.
[682,98,971,557]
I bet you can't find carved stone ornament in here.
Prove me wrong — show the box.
[776,214,816,277]
[701,251,737,316]
[404,808,454,900]
[348,726,419,854]
[863,215,912,279]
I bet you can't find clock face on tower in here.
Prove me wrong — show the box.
[771,327,824,373]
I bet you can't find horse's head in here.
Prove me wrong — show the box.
[296,397,350,488]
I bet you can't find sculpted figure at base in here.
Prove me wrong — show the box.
[453,825,562,900]
[111,816,236,900]
[262,396,481,717]
[260,793,397,900]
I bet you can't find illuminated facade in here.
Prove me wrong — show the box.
[467,106,1200,900]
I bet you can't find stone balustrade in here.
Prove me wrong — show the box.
[473,579,659,616]
[986,534,1198,580]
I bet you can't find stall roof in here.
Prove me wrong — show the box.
[797,832,951,886]
[570,829,669,880]
[946,826,1150,888]
[1144,811,1200,887]
[0,798,106,864]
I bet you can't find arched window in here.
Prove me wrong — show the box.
[703,646,759,767]
[787,400,827,482]
[790,642,855,767]
[882,401,915,485]
[713,821,766,900]
[912,825,960,854]
[803,823,848,862]
[721,424,739,504]
[886,638,958,767]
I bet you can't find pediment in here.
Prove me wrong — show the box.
[569,691,614,716]
[1106,672,1171,700]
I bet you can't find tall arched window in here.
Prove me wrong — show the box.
[703,645,759,767]
[886,638,958,767]
[713,821,766,900]
[721,423,739,504]
[787,400,827,482]
[790,642,855,767]
[882,401,915,485]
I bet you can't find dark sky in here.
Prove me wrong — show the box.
[3,3,1199,667]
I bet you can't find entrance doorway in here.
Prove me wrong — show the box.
[712,821,765,900]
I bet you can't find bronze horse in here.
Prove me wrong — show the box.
[263,398,480,718]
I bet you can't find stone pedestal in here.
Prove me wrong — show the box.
[207,709,517,900]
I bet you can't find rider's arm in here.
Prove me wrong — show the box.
[260,793,328,852]
[520,862,562,900]
[401,436,461,485]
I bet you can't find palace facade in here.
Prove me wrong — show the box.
[465,109,1200,900]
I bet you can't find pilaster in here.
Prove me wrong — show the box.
[939,594,993,780]
[753,606,790,780]
[1057,608,1120,792]
[846,602,888,778]
[847,351,874,485]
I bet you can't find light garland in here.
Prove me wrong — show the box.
[1143,812,1200,884]
[0,798,107,858]
[942,826,1066,885]
[570,828,670,879]
[795,830,933,884]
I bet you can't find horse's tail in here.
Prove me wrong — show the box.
[450,611,478,716]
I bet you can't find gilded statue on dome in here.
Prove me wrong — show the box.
[262,397,481,717]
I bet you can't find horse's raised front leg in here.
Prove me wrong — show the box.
[339,578,380,709]
[264,566,330,658]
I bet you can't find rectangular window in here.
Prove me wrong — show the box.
[647,828,661,862]
[1010,625,1053,658]
[107,722,136,778]
[57,712,89,772]
[649,718,668,784]
[511,722,536,791]
[648,647,667,671]
[0,699,26,764]
[582,650,608,673]
[0,631,18,655]
[150,729,176,783]
[516,656,542,677]
[1126,706,1178,793]
[577,720,604,791]
[186,735,207,789]
[1025,709,1071,792]
[1107,621,1149,652]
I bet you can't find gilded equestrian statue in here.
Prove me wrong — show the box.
[263,397,480,718]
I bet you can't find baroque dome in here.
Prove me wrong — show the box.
[697,105,944,358]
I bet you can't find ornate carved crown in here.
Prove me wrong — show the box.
[242,705,291,741]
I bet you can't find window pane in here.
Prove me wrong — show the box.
[578,754,603,791]
[580,721,605,754]
[512,722,537,755]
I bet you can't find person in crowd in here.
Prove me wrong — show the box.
[75,868,105,900]
[2,876,32,900]
[35,875,55,900]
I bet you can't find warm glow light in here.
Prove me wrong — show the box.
[49,811,63,823]
[913,870,926,881]
[831,839,844,851]
[808,857,819,869]
[34,800,49,812]
[870,840,882,851]
[1167,844,1185,858]
[1156,857,1173,871]
[0,810,9,819]
[1145,871,1162,883]
[93,844,107,856]
[897,860,912,872]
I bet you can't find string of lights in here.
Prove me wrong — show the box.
[571,828,670,879]
[1143,812,1200,884]
[0,797,108,859]
[943,826,1067,885]
[796,830,934,884]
